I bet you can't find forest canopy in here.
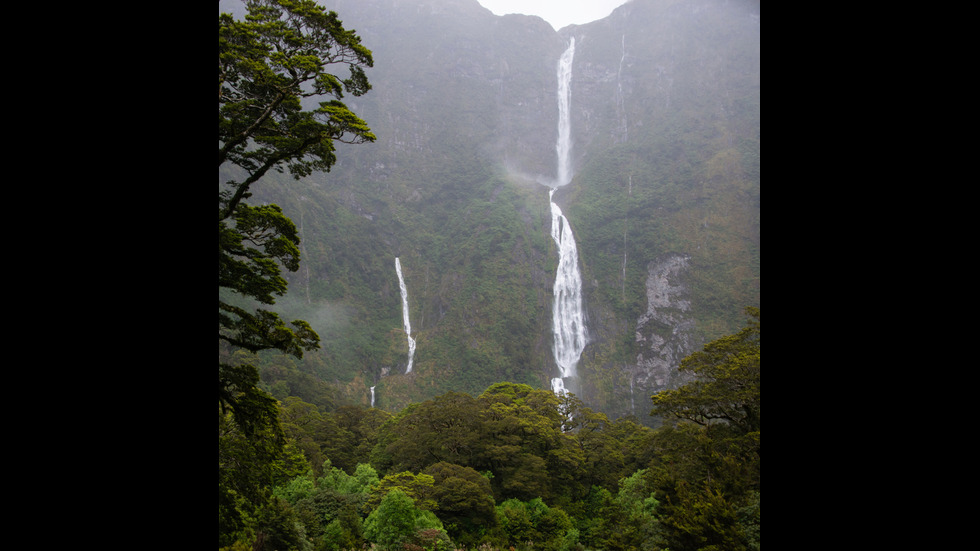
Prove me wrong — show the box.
[219,308,760,550]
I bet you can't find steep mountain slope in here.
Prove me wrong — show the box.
[233,0,760,424]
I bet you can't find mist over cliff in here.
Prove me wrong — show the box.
[228,0,760,425]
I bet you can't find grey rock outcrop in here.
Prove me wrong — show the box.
[633,253,698,392]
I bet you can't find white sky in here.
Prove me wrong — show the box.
[477,0,631,31]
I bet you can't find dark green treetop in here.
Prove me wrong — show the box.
[648,307,761,551]
[652,306,760,435]
[219,0,375,218]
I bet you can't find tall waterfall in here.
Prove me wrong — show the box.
[549,37,587,396]
[395,257,416,374]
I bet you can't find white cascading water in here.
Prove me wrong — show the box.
[370,385,376,407]
[555,38,575,189]
[550,191,587,395]
[549,37,587,396]
[395,257,416,373]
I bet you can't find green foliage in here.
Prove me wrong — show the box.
[645,308,761,551]
[424,462,498,546]
[251,497,309,551]
[219,407,294,547]
[219,0,375,216]
[363,489,449,551]
[568,486,617,550]
[220,301,762,549]
[322,516,361,551]
[274,470,317,505]
[652,307,760,434]
[235,358,759,549]
[218,0,376,402]
[657,482,747,551]
[329,406,394,471]
[349,463,382,493]
[379,391,484,473]
[558,396,626,492]
[276,397,393,476]
[341,307,757,550]
[267,459,379,550]
[316,459,379,497]
[495,498,573,551]
[218,4,376,546]
[219,358,286,442]
[737,491,760,551]
[478,384,578,502]
[369,383,662,510]
[367,471,437,512]
[611,469,662,549]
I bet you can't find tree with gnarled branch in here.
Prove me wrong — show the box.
[218,1,375,546]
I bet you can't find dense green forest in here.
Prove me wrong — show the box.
[219,308,760,551]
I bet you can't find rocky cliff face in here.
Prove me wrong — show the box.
[634,254,697,392]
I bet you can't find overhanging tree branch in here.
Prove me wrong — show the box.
[218,87,290,169]
[217,0,374,450]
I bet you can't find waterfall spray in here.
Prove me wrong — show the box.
[395,257,416,374]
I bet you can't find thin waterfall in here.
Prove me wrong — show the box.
[549,37,587,396]
[370,385,376,407]
[395,257,416,373]
[622,174,632,302]
[617,34,628,143]
[556,37,575,188]
[629,371,635,413]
